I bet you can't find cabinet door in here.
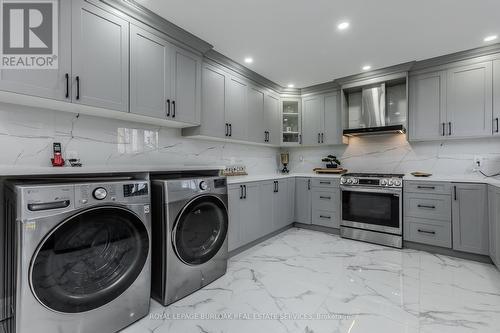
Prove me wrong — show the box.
[200,64,227,138]
[287,178,296,224]
[447,62,493,138]
[494,60,500,136]
[264,93,280,145]
[227,184,243,251]
[260,181,275,236]
[295,178,311,224]
[272,180,289,230]
[323,92,341,145]
[72,0,129,112]
[129,25,170,119]
[227,76,248,140]
[0,0,71,101]
[302,95,323,145]
[240,183,261,245]
[171,46,201,124]
[247,86,265,143]
[489,186,500,267]
[452,183,489,255]
[409,71,447,140]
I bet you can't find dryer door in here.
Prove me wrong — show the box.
[30,206,149,313]
[173,195,228,265]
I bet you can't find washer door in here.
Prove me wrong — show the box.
[30,206,149,313]
[173,195,228,265]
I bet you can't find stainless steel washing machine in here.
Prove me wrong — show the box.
[151,176,228,306]
[4,179,151,333]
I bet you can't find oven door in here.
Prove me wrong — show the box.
[341,186,402,235]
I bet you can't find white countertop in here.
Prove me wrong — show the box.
[0,165,225,177]
[226,172,500,188]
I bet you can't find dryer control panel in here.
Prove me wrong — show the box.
[75,181,150,208]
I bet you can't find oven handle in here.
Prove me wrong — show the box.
[340,186,402,195]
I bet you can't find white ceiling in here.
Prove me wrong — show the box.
[135,0,500,88]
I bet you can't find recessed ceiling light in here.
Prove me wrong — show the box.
[484,35,498,42]
[287,84,295,88]
[244,57,253,64]
[337,21,350,30]
[362,65,371,71]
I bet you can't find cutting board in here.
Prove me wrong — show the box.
[313,168,348,174]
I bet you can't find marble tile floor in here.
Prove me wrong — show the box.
[123,228,500,333]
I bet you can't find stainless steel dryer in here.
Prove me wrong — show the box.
[151,176,228,306]
[4,179,151,333]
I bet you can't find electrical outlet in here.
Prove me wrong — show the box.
[473,155,484,170]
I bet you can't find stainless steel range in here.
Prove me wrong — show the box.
[340,173,404,248]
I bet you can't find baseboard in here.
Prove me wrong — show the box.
[293,222,340,235]
[228,224,294,257]
[404,241,493,264]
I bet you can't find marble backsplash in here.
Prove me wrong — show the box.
[286,134,500,177]
[0,103,281,175]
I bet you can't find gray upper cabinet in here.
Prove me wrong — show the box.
[264,93,281,145]
[0,1,72,101]
[409,71,447,140]
[72,0,129,112]
[493,59,500,136]
[452,183,489,255]
[447,62,493,138]
[295,178,311,224]
[247,86,265,143]
[227,76,249,141]
[302,95,323,145]
[130,25,170,119]
[170,46,202,124]
[323,92,342,145]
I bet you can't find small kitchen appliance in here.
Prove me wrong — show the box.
[340,173,404,248]
[280,152,290,173]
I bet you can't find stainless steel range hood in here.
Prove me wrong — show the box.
[343,79,407,137]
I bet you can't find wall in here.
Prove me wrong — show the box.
[0,103,281,175]
[286,133,500,177]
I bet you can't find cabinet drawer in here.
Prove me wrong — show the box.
[404,181,452,195]
[311,178,340,188]
[404,217,452,248]
[312,210,339,228]
[311,189,339,212]
[404,193,451,221]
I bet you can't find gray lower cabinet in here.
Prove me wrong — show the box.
[295,178,311,224]
[273,180,290,230]
[452,183,489,255]
[311,185,340,228]
[287,178,296,224]
[72,0,129,112]
[488,185,500,267]
[130,25,171,119]
[0,1,71,101]
[403,181,452,248]
[228,183,260,251]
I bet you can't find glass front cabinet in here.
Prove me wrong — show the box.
[281,98,302,145]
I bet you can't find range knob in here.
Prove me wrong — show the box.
[380,179,388,186]
[93,187,107,200]
[352,178,359,184]
[341,178,347,184]
[388,179,394,186]
[199,181,208,191]
[394,179,402,187]
[346,178,353,184]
